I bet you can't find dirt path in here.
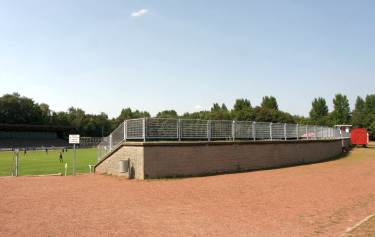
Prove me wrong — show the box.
[1,144,375,237]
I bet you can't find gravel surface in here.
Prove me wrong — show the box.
[1,144,375,237]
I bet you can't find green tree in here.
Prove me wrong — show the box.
[364,95,375,115]
[181,111,211,120]
[351,96,366,128]
[261,96,278,111]
[67,107,86,134]
[330,94,350,124]
[364,95,375,126]
[156,110,178,118]
[232,98,254,121]
[39,103,51,124]
[253,106,295,123]
[51,111,70,126]
[369,120,375,140]
[275,111,296,123]
[293,115,310,125]
[0,93,43,124]
[82,113,112,137]
[364,95,375,139]
[309,97,329,125]
[210,103,232,120]
[115,107,150,126]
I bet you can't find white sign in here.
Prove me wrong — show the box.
[69,134,80,144]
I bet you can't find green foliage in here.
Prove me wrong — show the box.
[253,107,295,123]
[309,97,329,125]
[365,95,375,115]
[2,92,375,139]
[232,99,254,121]
[0,93,43,124]
[364,95,375,139]
[39,103,51,124]
[114,107,150,128]
[81,113,112,137]
[116,107,150,121]
[181,111,211,120]
[261,96,278,111]
[369,120,375,140]
[209,103,232,120]
[330,94,351,125]
[293,115,311,125]
[351,96,366,128]
[156,110,178,118]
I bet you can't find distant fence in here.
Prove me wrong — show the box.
[97,118,350,162]
[80,137,103,147]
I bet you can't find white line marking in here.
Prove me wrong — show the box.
[340,213,375,236]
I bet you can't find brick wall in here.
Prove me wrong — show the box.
[95,139,349,179]
[143,140,347,179]
[95,145,144,179]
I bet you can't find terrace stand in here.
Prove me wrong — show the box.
[97,118,350,162]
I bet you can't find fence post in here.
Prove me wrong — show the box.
[177,118,181,141]
[252,121,256,141]
[270,123,273,140]
[314,125,317,140]
[305,125,308,140]
[123,121,127,142]
[232,120,236,141]
[296,124,299,140]
[109,134,113,150]
[143,118,147,142]
[15,148,19,176]
[207,120,211,141]
[284,123,287,141]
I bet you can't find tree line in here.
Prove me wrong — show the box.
[0,92,374,139]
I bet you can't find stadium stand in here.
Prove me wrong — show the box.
[0,124,74,150]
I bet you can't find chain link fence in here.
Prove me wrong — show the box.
[97,118,350,162]
[80,137,103,147]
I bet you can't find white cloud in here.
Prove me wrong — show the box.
[194,105,203,111]
[131,9,149,17]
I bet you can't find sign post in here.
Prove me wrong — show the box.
[15,148,19,177]
[69,134,80,176]
[64,163,68,176]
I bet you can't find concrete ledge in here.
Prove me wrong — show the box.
[122,138,345,146]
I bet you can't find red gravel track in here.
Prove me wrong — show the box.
[1,144,375,237]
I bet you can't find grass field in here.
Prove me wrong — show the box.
[0,148,97,176]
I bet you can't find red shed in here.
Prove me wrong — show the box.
[350,128,369,146]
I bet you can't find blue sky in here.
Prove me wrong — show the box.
[0,0,374,118]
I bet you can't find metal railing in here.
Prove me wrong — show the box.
[97,118,350,162]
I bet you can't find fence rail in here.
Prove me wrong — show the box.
[97,118,350,162]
